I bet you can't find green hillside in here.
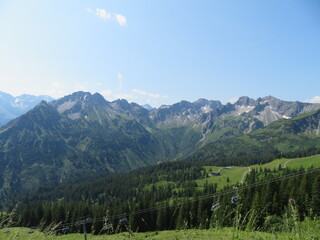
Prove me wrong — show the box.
[1,94,320,200]
[2,154,320,238]
[0,101,162,197]
[148,154,320,192]
[2,94,320,238]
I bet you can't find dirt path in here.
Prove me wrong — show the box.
[284,159,292,168]
[241,167,251,184]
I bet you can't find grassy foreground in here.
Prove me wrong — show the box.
[1,226,320,240]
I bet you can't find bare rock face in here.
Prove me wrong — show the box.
[150,95,320,132]
[246,96,320,126]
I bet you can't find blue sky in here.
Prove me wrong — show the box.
[0,0,319,107]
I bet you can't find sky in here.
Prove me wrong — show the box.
[0,0,320,107]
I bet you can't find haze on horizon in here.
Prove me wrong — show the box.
[0,0,320,107]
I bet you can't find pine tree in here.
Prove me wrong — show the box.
[271,191,280,215]
[21,203,31,227]
[311,176,320,218]
[156,205,169,230]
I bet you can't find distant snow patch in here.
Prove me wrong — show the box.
[201,105,212,113]
[11,98,29,109]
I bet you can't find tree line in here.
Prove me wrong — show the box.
[1,157,320,234]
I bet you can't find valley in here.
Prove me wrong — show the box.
[1,92,320,198]
[1,92,320,239]
[2,1,319,238]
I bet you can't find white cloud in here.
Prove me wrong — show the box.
[116,73,124,92]
[51,82,65,89]
[39,82,67,98]
[98,89,167,107]
[100,90,113,99]
[41,83,65,98]
[42,89,66,99]
[115,14,127,26]
[87,8,127,26]
[74,83,88,92]
[132,89,168,99]
[101,89,138,102]
[228,97,239,104]
[96,8,111,20]
[305,96,320,103]
[113,93,138,100]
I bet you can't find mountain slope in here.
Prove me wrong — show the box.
[187,109,320,165]
[0,94,161,197]
[150,96,320,147]
[1,92,320,198]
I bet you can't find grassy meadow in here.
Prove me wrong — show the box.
[194,154,320,191]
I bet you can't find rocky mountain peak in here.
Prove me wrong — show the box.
[92,92,108,104]
[142,104,154,111]
[260,96,284,105]
[62,91,92,101]
[193,98,209,106]
[52,91,109,108]
[111,99,131,110]
[262,95,279,101]
[235,96,257,106]
[171,100,193,110]
[110,99,151,123]
[193,98,222,109]
[49,91,112,121]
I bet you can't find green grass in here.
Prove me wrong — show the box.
[1,226,320,240]
[279,154,320,169]
[196,166,248,191]
[143,181,175,191]
[201,154,320,190]
[248,154,320,172]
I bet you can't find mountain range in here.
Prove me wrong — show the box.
[0,91,320,199]
[0,91,54,127]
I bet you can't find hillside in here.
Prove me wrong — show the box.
[4,154,320,236]
[188,109,320,165]
[0,100,161,197]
